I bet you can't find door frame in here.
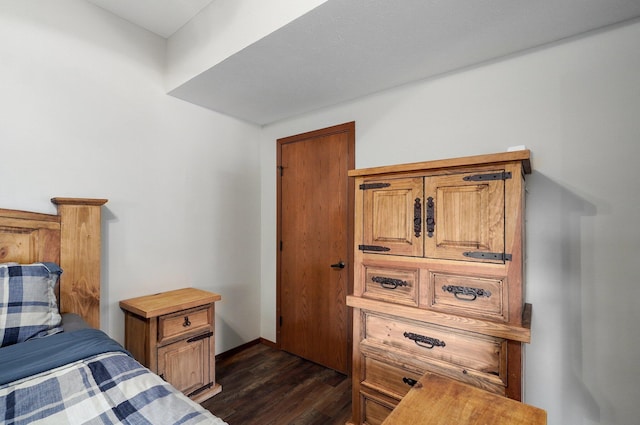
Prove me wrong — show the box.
[276,121,355,372]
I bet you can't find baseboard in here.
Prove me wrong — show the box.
[259,337,277,349]
[215,338,277,361]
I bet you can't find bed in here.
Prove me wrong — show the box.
[0,198,228,424]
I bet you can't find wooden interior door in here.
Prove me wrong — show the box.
[277,122,355,374]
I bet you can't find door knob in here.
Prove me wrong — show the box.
[330,261,345,269]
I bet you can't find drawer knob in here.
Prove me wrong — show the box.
[442,285,491,301]
[183,316,191,327]
[372,276,408,290]
[403,331,446,349]
[403,377,418,387]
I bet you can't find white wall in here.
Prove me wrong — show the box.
[261,20,640,425]
[0,0,263,354]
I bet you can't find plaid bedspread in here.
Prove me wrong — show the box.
[0,351,228,425]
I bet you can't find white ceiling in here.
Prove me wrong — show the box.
[86,0,215,38]
[87,0,640,125]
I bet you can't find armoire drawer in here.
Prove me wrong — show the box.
[364,312,506,378]
[362,263,419,307]
[428,271,507,322]
[361,355,424,400]
[360,389,397,425]
[360,338,507,395]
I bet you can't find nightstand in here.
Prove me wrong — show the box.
[119,287,222,403]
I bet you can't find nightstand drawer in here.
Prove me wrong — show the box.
[158,305,212,344]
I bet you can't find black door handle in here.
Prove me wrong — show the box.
[330,261,345,269]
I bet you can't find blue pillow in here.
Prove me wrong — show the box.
[0,262,63,347]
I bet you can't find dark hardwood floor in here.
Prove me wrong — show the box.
[202,341,352,425]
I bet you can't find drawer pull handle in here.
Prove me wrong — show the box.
[426,196,435,237]
[183,316,191,327]
[403,377,417,387]
[442,285,491,301]
[404,331,446,349]
[414,198,421,238]
[372,276,408,289]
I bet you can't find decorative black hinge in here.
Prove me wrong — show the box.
[358,245,391,252]
[463,171,512,182]
[187,332,214,343]
[187,382,213,398]
[463,251,512,261]
[359,182,391,190]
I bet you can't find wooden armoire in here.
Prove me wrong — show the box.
[346,150,532,425]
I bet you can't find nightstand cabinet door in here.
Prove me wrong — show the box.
[158,334,211,397]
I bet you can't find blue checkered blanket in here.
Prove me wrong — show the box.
[0,331,227,424]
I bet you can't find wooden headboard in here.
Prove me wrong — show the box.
[0,198,107,328]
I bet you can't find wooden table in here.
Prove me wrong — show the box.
[381,373,546,425]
